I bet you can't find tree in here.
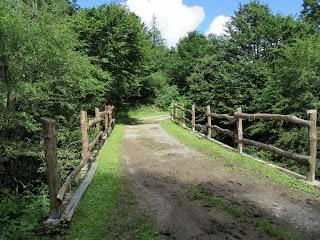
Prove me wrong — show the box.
[301,0,320,29]
[0,1,110,237]
[185,1,320,169]
[73,4,151,106]
[169,31,209,92]
[149,15,164,47]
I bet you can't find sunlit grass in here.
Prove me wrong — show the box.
[161,120,320,199]
[57,125,158,240]
[126,105,169,118]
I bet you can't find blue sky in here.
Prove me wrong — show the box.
[77,0,304,46]
[183,0,304,32]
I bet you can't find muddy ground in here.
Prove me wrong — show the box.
[122,116,320,240]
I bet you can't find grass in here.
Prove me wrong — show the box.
[184,185,250,223]
[126,105,168,118]
[56,125,158,240]
[185,185,301,240]
[160,120,320,199]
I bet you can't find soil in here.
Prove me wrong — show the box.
[122,116,320,240]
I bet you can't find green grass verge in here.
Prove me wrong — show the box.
[160,120,320,199]
[126,105,168,118]
[185,186,301,240]
[57,125,158,240]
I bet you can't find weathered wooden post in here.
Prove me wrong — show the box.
[95,107,100,134]
[80,111,89,164]
[207,105,211,139]
[182,104,186,127]
[237,107,243,154]
[104,105,109,132]
[41,118,61,219]
[192,104,196,132]
[171,103,174,121]
[111,106,115,121]
[108,105,112,129]
[174,104,178,122]
[307,109,317,182]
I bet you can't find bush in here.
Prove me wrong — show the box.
[0,188,49,240]
[154,84,179,109]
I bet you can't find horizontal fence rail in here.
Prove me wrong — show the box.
[42,104,116,225]
[171,103,317,182]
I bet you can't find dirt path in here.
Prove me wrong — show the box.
[122,116,320,240]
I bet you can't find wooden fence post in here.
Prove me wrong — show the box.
[104,105,109,132]
[182,104,186,127]
[174,104,177,121]
[237,107,243,154]
[307,109,317,182]
[171,104,174,121]
[95,107,100,134]
[112,106,115,121]
[80,111,89,164]
[207,106,211,139]
[108,105,112,129]
[41,118,61,219]
[192,104,196,132]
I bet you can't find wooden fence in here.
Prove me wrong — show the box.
[171,103,317,182]
[41,104,115,224]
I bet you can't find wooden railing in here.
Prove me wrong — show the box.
[41,104,115,224]
[171,103,317,182]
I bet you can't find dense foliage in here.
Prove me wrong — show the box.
[1,0,320,238]
[0,0,172,238]
[171,1,320,177]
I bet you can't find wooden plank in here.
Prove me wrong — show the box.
[234,112,311,127]
[56,153,91,202]
[100,110,112,116]
[41,118,61,219]
[307,110,317,182]
[237,107,243,154]
[61,161,97,222]
[207,113,235,121]
[89,131,103,152]
[175,105,192,113]
[88,117,103,128]
[207,106,211,139]
[236,138,310,164]
[183,117,191,123]
[207,124,236,138]
[195,123,206,129]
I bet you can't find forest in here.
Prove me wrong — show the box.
[1,0,320,239]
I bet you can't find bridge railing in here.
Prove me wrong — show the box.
[41,104,115,224]
[171,103,317,182]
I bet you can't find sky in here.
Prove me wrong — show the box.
[77,0,304,46]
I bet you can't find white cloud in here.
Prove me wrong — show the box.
[126,0,205,47]
[205,15,231,36]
